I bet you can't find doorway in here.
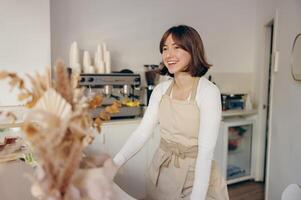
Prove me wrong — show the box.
[263,17,277,200]
[263,21,273,182]
[228,15,277,200]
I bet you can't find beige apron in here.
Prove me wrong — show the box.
[146,77,229,200]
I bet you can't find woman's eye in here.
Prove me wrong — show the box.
[174,46,180,49]
[162,47,167,51]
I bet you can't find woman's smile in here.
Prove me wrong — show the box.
[166,60,178,68]
[162,34,191,74]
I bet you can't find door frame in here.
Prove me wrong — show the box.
[262,10,278,200]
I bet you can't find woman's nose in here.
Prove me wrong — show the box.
[164,49,174,58]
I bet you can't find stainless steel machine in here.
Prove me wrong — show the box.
[79,73,144,119]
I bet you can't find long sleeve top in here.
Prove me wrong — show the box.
[113,76,222,200]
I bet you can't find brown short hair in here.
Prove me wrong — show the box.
[159,25,212,77]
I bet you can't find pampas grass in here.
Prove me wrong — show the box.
[0,62,121,200]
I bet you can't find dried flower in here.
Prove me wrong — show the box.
[0,62,121,200]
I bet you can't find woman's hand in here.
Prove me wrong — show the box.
[80,154,111,169]
[31,154,120,200]
[72,157,119,200]
[75,155,135,200]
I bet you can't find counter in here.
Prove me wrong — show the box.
[222,109,258,118]
[0,161,35,200]
[0,107,259,199]
[0,104,257,129]
[88,109,258,126]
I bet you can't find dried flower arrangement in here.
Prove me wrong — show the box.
[0,62,121,199]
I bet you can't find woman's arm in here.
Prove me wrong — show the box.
[190,81,222,200]
[113,81,170,167]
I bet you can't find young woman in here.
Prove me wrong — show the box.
[114,25,229,200]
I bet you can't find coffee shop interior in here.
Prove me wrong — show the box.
[0,0,301,199]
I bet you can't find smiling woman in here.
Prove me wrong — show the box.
[161,35,192,74]
[159,25,212,77]
[113,25,229,200]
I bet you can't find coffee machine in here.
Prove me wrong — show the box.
[79,72,143,119]
[144,64,159,105]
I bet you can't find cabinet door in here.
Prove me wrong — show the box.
[84,129,107,155]
[227,123,253,181]
[85,121,147,199]
[222,119,255,184]
[106,122,148,199]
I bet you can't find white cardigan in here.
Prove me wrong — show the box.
[114,77,222,200]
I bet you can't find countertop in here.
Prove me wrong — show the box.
[99,109,258,124]
[0,160,35,200]
[222,109,258,117]
[0,105,258,129]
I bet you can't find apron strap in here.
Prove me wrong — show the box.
[165,77,200,100]
[165,80,174,96]
[190,77,200,101]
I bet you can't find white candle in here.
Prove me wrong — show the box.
[83,65,88,73]
[94,44,105,73]
[83,50,91,69]
[97,44,103,61]
[104,51,111,74]
[96,61,105,73]
[88,65,95,73]
[72,63,81,74]
[102,43,107,53]
[94,51,99,67]
[84,65,95,74]
[69,41,80,68]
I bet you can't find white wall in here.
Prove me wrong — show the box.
[0,0,51,106]
[50,0,257,77]
[255,0,301,199]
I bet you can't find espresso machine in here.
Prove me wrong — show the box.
[79,72,143,119]
[144,64,159,105]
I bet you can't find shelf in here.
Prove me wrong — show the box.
[222,109,257,117]
[227,175,253,185]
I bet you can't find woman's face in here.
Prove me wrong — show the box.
[162,34,191,74]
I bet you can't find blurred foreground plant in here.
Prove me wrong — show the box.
[0,62,122,200]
